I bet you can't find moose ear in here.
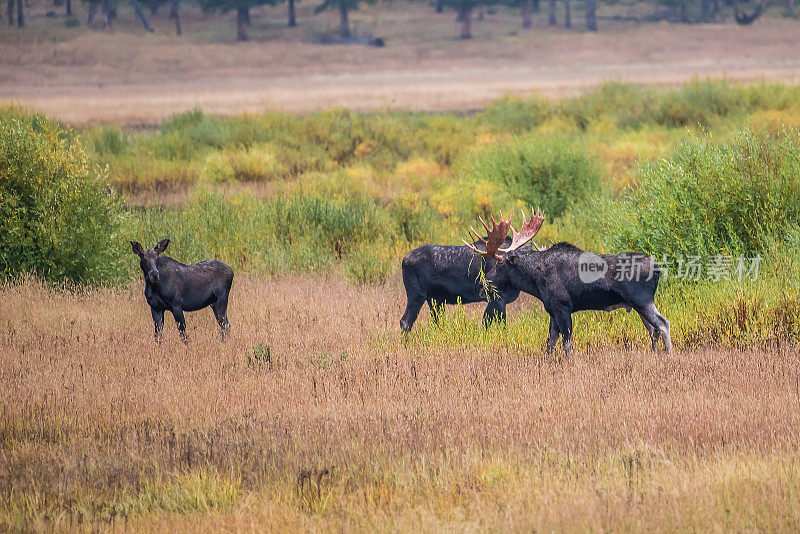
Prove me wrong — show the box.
[506,251,519,265]
[131,241,144,256]
[154,239,171,255]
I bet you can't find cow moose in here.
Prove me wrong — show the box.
[464,211,672,359]
[399,211,544,333]
[130,239,234,343]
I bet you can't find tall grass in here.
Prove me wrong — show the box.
[1,275,799,530]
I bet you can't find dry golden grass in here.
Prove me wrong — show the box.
[2,4,800,125]
[2,274,799,530]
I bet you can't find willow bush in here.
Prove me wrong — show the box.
[0,109,126,284]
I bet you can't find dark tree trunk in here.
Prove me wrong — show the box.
[586,0,596,30]
[133,2,154,31]
[237,6,248,40]
[522,0,532,27]
[339,1,349,37]
[149,0,158,14]
[532,0,539,12]
[713,0,720,17]
[477,4,484,20]
[7,0,13,25]
[287,0,296,26]
[101,0,110,27]
[15,0,22,27]
[785,0,794,15]
[170,0,181,35]
[563,0,570,27]
[678,0,687,22]
[548,0,556,25]
[66,0,72,16]
[435,0,443,12]
[458,4,472,38]
[87,0,97,24]
[700,0,711,21]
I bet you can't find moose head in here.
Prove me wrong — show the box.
[130,239,170,285]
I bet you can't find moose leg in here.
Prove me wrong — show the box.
[171,309,188,344]
[151,308,164,343]
[211,300,231,341]
[483,299,506,327]
[427,299,444,325]
[635,302,671,353]
[546,316,560,355]
[554,312,573,360]
[636,311,659,352]
[400,296,426,334]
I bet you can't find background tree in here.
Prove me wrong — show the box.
[199,0,275,40]
[521,0,532,27]
[132,0,155,31]
[287,0,296,26]
[85,0,116,27]
[7,0,13,25]
[563,0,570,27]
[440,0,501,39]
[314,0,377,38]
[170,0,181,34]
[586,0,596,30]
[548,0,555,24]
[15,0,22,27]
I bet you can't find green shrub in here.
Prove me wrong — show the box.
[464,134,602,218]
[606,129,800,258]
[390,192,438,243]
[344,243,392,285]
[0,110,126,284]
[127,189,396,276]
[560,82,654,130]
[83,125,126,156]
[157,109,228,159]
[482,95,551,133]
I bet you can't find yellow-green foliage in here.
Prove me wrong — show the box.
[606,129,800,258]
[0,108,126,284]
[10,82,800,347]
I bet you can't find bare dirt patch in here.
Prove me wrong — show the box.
[2,6,800,125]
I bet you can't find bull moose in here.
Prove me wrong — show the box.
[399,212,544,333]
[463,211,672,359]
[130,239,234,343]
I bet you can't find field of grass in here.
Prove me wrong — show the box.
[3,79,800,530]
[2,275,800,531]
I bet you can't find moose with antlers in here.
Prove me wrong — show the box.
[131,239,234,343]
[462,210,672,359]
[400,209,545,334]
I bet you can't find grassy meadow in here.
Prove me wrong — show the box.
[3,80,800,530]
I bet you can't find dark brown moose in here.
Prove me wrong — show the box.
[465,211,671,359]
[399,209,544,333]
[130,239,233,343]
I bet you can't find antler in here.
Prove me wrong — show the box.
[499,207,546,254]
[462,213,512,261]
